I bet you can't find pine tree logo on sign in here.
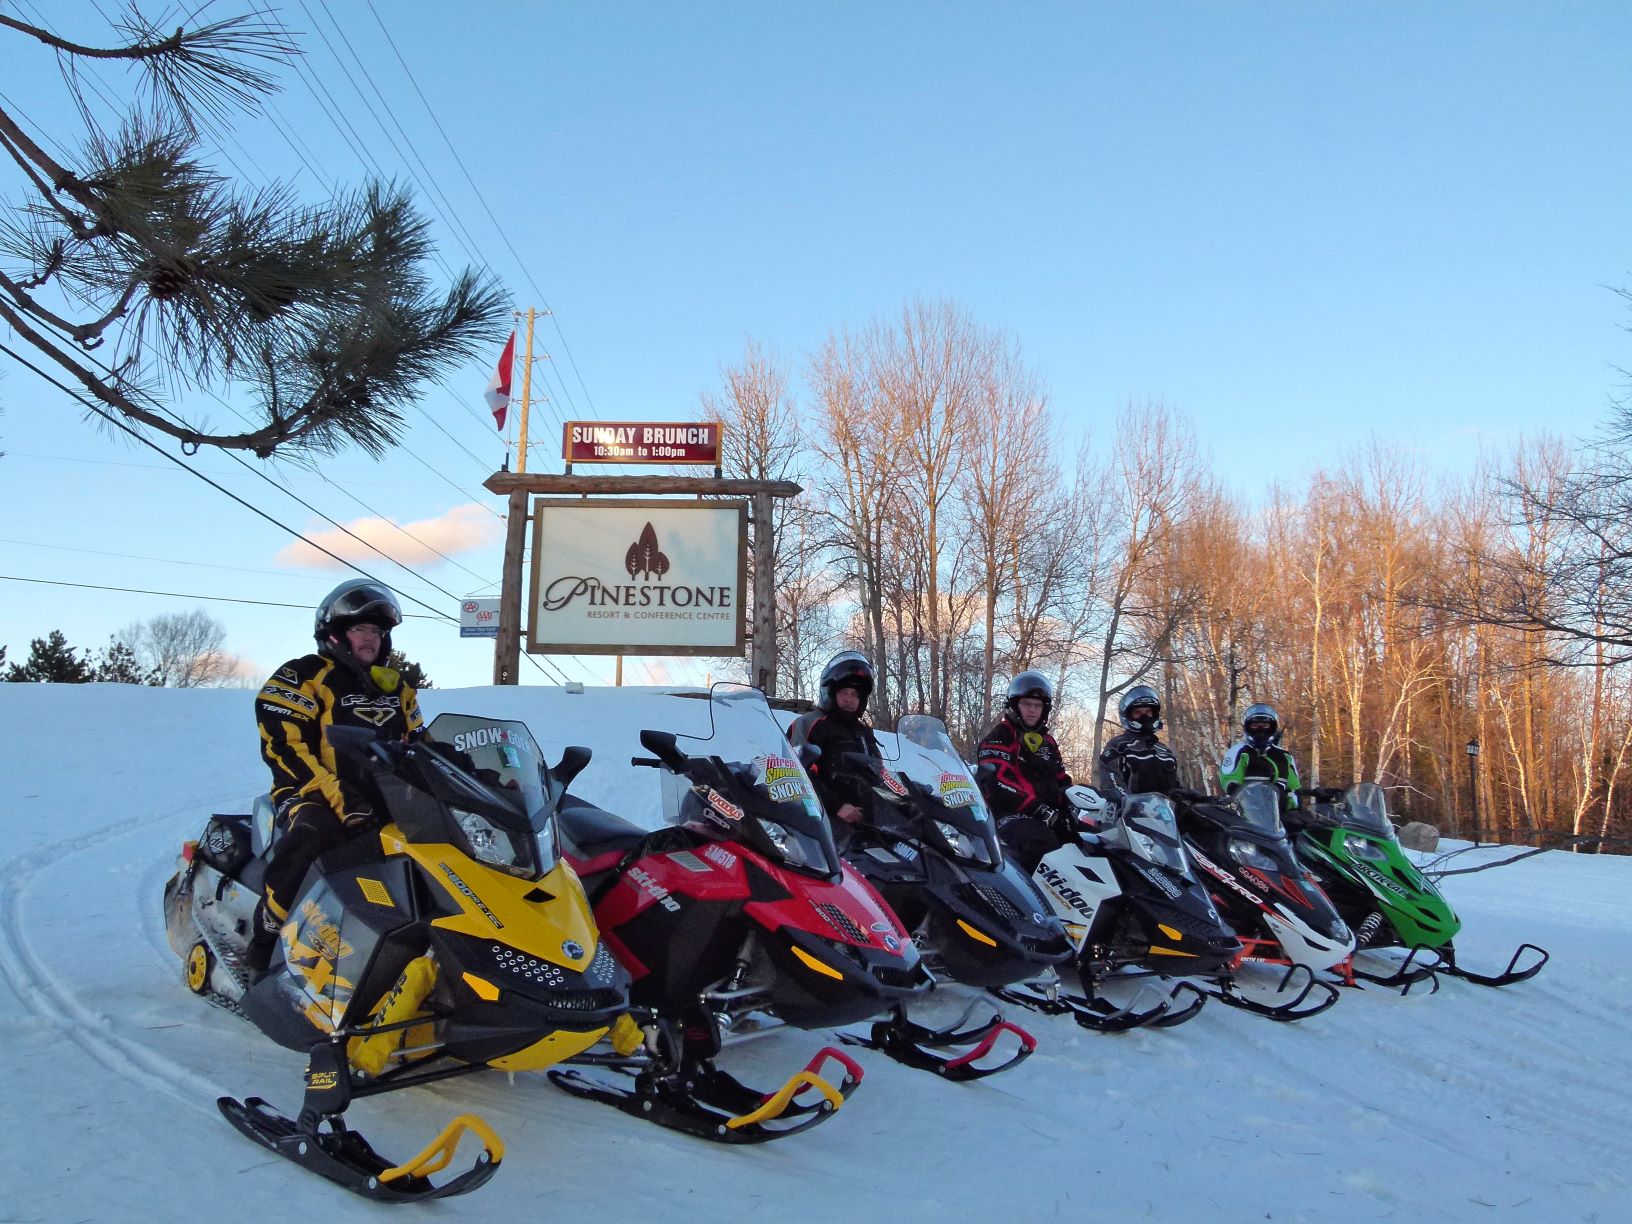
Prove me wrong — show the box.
[625,523,670,581]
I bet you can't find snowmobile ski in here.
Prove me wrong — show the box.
[1189,963,1341,1022]
[838,1002,1036,1080]
[549,1045,863,1143]
[992,974,1195,1033]
[1436,941,1549,988]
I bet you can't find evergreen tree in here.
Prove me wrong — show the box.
[0,8,505,459]
[5,631,95,682]
[93,636,161,685]
[386,649,432,690]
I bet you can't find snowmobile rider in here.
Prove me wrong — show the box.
[788,651,884,846]
[1219,702,1304,810]
[977,670,1076,873]
[1097,685,1183,807]
[247,579,424,972]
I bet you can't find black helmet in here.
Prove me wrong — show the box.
[1118,685,1162,732]
[315,579,402,660]
[1005,670,1055,722]
[1242,702,1280,749]
[818,650,874,712]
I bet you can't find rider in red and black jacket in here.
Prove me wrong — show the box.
[977,670,1074,872]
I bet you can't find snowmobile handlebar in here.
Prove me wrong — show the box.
[630,756,663,768]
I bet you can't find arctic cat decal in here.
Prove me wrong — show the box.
[1354,861,1411,897]
[439,863,505,928]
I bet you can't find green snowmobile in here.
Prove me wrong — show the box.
[1289,782,1547,989]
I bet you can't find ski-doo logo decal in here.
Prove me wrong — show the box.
[881,770,909,797]
[1189,848,1262,906]
[702,844,737,871]
[453,726,515,752]
[628,866,682,913]
[299,899,354,961]
[1038,862,1097,918]
[1133,862,1183,901]
[757,755,811,804]
[439,863,504,928]
[562,940,585,960]
[937,772,979,808]
[701,787,744,824]
[260,682,316,714]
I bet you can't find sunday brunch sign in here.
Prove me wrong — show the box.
[562,421,721,465]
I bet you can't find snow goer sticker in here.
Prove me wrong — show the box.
[937,771,979,808]
[757,754,812,804]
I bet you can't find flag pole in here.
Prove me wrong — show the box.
[517,307,536,474]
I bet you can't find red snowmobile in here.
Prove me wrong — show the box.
[549,685,933,1141]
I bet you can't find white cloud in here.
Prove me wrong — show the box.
[275,504,501,570]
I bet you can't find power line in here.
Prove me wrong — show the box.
[361,0,598,420]
[0,340,458,627]
[0,573,441,617]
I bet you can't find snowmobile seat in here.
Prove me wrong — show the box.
[558,796,648,860]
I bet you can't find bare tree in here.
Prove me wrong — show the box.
[123,608,237,687]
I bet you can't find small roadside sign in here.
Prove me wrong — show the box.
[460,598,500,639]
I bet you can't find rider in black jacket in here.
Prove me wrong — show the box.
[788,652,883,847]
[1097,685,1181,806]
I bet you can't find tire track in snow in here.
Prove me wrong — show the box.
[0,794,245,1119]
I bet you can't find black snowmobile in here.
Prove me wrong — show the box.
[163,714,629,1200]
[827,713,1071,1079]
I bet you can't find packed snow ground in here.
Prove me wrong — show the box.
[1,684,1626,1223]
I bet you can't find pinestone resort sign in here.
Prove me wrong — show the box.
[526,499,748,656]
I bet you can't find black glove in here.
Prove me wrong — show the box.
[1033,804,1072,836]
[1168,787,1205,804]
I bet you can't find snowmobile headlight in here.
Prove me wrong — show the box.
[935,820,994,865]
[452,807,535,877]
[1343,834,1388,862]
[758,818,823,872]
[1228,837,1279,871]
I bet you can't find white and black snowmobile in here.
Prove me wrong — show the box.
[830,713,1070,1079]
[163,714,629,1200]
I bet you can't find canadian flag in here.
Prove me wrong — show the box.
[484,330,516,431]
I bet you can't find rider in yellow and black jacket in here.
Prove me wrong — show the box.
[249,580,422,970]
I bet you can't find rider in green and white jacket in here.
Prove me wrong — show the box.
[1219,703,1303,809]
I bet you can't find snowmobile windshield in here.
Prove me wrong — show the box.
[1340,782,1395,838]
[419,713,558,879]
[1117,793,1193,877]
[1229,781,1286,837]
[671,684,842,879]
[891,714,1001,866]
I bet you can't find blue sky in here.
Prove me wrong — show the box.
[2,1,1629,690]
